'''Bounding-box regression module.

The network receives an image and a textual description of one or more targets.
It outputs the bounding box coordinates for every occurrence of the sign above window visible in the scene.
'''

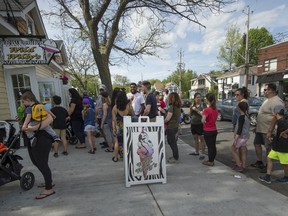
[0,39,60,65]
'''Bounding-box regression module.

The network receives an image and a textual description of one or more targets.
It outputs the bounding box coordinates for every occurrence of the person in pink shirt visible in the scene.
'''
[201,93,218,166]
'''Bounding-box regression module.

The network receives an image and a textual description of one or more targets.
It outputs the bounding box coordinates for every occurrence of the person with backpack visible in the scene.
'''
[50,95,69,157]
[21,91,61,147]
[20,90,56,199]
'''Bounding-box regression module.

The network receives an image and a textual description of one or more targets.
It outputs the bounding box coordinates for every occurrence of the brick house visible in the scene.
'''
[256,41,288,99]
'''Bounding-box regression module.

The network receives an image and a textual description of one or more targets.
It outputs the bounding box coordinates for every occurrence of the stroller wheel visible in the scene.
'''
[20,172,35,191]
[69,136,78,145]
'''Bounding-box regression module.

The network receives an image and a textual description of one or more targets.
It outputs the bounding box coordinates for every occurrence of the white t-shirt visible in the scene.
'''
[127,92,145,116]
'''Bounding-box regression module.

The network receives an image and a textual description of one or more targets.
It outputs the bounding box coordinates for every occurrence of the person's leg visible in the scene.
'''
[203,131,217,163]
[266,157,273,175]
[240,146,248,168]
[61,129,68,153]
[230,145,241,167]
[167,128,179,160]
[32,134,53,192]
[113,138,119,161]
[87,131,93,152]
[199,135,206,154]
[193,134,199,154]
[72,120,86,147]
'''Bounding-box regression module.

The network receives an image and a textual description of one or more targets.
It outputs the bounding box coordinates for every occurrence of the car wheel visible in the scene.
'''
[217,112,223,121]
[249,114,257,126]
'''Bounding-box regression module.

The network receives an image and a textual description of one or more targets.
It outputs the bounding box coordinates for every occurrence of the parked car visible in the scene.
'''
[216,97,264,126]
[181,99,191,108]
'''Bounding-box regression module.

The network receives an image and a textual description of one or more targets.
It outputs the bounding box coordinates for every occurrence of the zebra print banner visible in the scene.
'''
[124,116,167,187]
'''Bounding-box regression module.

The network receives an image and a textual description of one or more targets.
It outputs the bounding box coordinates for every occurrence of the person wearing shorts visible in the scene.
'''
[230,102,250,172]
[251,83,284,170]
[50,95,69,157]
[189,93,206,160]
[259,105,288,184]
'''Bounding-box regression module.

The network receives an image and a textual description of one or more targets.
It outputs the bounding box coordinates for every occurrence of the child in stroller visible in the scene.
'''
[0,120,35,190]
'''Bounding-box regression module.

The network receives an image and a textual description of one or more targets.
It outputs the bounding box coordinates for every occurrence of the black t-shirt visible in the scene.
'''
[271,118,288,153]
[146,93,158,119]
[51,106,69,129]
[70,98,83,121]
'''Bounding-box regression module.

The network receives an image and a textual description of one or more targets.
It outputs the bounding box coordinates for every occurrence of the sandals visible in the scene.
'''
[112,156,118,162]
[88,149,95,154]
[105,149,113,152]
[35,191,56,200]
[189,152,199,156]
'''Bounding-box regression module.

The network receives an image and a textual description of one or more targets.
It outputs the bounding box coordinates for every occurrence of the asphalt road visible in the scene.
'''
[179,120,288,197]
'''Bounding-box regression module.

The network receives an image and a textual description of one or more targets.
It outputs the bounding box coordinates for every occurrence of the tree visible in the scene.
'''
[163,69,197,98]
[235,27,274,66]
[217,24,241,71]
[63,34,99,92]
[112,74,131,89]
[44,0,235,94]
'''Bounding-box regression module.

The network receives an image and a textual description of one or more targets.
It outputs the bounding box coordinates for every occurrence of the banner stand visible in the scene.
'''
[123,116,167,187]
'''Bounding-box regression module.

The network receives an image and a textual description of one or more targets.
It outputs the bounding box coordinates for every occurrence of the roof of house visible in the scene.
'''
[259,40,288,50]
[0,0,34,11]
[216,65,257,79]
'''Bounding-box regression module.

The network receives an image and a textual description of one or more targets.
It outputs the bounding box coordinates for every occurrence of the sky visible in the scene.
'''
[37,0,288,83]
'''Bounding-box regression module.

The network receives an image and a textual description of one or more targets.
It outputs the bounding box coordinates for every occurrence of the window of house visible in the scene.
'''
[264,58,277,72]
[26,15,35,35]
[198,79,205,85]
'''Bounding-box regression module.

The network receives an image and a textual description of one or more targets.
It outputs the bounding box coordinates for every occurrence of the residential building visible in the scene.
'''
[189,73,217,99]
[256,41,288,100]
[216,65,258,100]
[0,0,68,123]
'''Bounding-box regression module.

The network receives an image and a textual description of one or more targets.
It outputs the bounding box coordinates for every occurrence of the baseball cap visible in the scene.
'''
[274,104,285,114]
[99,84,107,90]
[82,98,90,105]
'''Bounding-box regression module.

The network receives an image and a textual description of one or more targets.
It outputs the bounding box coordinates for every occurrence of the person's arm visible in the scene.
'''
[68,103,76,116]
[22,114,31,130]
[201,108,207,124]
[101,103,108,129]
[25,114,53,132]
[112,107,117,136]
[143,104,151,116]
[48,110,56,119]
[164,112,173,123]
[267,116,277,139]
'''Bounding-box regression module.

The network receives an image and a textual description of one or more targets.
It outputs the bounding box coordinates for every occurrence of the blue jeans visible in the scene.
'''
[166,127,179,160]
[71,120,85,144]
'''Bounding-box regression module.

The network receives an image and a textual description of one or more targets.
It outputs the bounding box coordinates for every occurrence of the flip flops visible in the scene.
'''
[105,149,113,152]
[35,191,56,200]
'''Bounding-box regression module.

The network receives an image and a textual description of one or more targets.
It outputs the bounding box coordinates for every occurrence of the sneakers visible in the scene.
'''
[30,137,38,148]
[258,175,271,184]
[167,157,179,164]
[275,176,288,182]
[251,161,265,169]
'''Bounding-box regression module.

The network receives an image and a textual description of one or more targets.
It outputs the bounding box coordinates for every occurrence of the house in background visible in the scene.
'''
[165,82,180,95]
[0,0,69,122]
[216,65,258,100]
[256,40,288,100]
[189,73,217,99]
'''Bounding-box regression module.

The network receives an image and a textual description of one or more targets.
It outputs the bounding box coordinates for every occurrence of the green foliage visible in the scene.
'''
[217,24,242,70]
[70,74,99,98]
[208,84,219,100]
[235,27,274,66]
[162,69,197,98]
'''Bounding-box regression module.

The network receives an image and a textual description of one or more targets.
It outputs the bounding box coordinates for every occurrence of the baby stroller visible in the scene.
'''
[66,121,78,145]
[0,120,35,190]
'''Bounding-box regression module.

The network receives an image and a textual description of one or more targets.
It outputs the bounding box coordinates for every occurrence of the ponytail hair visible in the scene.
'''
[236,87,249,99]
[205,93,216,109]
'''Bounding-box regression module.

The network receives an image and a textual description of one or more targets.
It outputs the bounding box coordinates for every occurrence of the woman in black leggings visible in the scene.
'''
[20,91,55,199]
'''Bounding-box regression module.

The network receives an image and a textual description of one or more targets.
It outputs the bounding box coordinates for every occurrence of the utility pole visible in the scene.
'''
[177,48,184,96]
[243,5,252,88]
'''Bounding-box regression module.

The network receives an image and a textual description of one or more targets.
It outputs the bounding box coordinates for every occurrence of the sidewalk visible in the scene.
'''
[1,137,288,216]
